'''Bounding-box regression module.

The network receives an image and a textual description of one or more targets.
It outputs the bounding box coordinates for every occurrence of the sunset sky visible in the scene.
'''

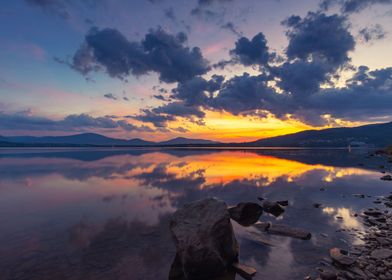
[1,0,392,142]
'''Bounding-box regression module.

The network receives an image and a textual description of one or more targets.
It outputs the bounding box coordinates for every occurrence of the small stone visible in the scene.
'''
[329,248,356,266]
[228,202,263,226]
[381,175,392,181]
[363,209,382,217]
[276,200,289,206]
[232,262,256,279]
[371,248,392,260]
[262,201,285,217]
[319,269,337,280]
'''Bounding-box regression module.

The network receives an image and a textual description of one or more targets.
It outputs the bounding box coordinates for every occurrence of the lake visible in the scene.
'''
[0,148,391,280]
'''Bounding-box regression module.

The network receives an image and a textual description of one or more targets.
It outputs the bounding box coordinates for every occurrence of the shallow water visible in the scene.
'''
[0,148,391,280]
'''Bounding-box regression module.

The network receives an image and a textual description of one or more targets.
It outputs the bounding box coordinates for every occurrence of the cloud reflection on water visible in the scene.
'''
[0,148,390,279]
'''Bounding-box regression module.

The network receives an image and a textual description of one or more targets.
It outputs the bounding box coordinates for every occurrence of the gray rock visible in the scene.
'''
[371,248,392,260]
[169,198,239,280]
[319,269,337,280]
[329,248,356,266]
[232,262,256,279]
[228,202,263,226]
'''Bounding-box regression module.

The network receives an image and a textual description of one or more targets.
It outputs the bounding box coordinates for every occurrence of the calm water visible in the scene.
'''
[0,148,391,280]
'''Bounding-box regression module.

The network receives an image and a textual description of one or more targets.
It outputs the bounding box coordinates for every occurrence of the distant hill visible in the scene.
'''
[249,122,392,148]
[158,137,219,146]
[1,121,391,148]
[0,133,154,146]
[0,133,220,147]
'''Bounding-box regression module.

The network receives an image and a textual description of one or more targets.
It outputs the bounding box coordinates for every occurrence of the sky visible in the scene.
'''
[0,0,392,142]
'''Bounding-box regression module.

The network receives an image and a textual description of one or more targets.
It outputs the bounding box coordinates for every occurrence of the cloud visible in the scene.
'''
[104,93,118,100]
[220,22,242,36]
[171,75,224,106]
[25,0,69,19]
[358,24,386,42]
[230,32,272,67]
[284,12,355,68]
[164,7,176,21]
[131,109,176,128]
[0,112,152,132]
[272,59,333,100]
[207,73,281,116]
[320,0,392,13]
[197,0,234,6]
[71,27,210,83]
[24,0,101,19]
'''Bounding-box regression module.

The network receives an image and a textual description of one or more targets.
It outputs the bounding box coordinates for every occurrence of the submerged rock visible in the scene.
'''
[169,198,239,280]
[262,201,285,217]
[381,175,392,181]
[276,200,289,206]
[266,223,311,240]
[228,202,263,226]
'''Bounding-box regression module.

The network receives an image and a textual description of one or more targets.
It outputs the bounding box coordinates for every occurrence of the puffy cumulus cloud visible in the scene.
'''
[172,75,224,106]
[271,59,333,100]
[153,102,205,119]
[71,27,210,83]
[208,73,281,116]
[284,12,355,67]
[0,112,153,132]
[132,76,224,128]
[305,67,392,122]
[358,24,386,42]
[320,0,392,13]
[230,33,272,67]
[133,102,205,128]
[130,109,176,128]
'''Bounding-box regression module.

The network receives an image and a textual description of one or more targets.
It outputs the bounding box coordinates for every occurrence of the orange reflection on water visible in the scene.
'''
[131,151,373,188]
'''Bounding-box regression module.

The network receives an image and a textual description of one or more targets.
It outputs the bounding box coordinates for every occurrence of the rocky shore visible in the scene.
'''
[308,193,392,280]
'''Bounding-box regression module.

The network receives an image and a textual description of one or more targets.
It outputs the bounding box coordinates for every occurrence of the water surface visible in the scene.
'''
[0,148,391,280]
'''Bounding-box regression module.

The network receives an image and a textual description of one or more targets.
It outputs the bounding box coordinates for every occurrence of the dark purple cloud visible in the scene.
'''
[104,93,118,100]
[0,112,153,132]
[71,27,210,83]
[358,24,386,42]
[230,32,272,66]
[284,12,355,67]
[320,0,392,13]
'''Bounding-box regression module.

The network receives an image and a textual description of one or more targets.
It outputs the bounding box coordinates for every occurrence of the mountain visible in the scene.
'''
[158,137,220,146]
[1,133,155,146]
[249,121,392,148]
[0,133,218,146]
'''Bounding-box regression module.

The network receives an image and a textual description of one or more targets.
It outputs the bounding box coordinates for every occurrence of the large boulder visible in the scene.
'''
[169,198,239,280]
[228,202,263,226]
